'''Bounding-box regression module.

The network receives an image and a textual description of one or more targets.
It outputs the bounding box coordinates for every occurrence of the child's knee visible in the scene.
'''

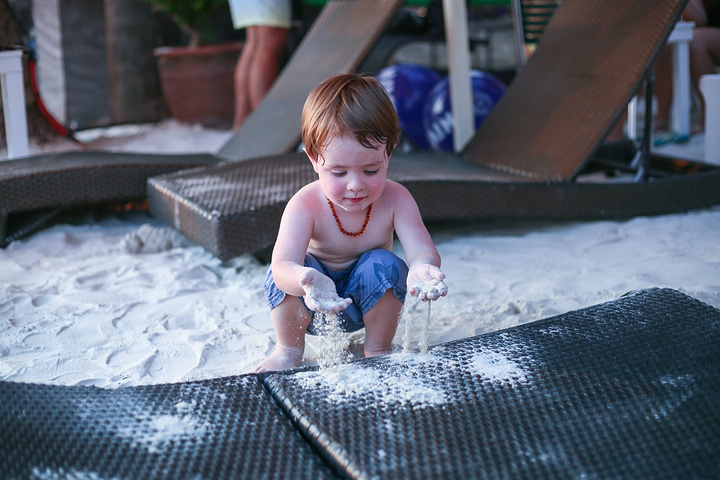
[271,296,312,327]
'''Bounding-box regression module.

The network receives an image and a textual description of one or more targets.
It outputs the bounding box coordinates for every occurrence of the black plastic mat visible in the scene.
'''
[263,288,720,479]
[0,375,339,479]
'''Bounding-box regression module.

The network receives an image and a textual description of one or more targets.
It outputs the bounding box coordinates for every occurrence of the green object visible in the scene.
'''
[303,0,510,7]
[303,0,429,6]
[144,0,227,46]
[470,0,511,4]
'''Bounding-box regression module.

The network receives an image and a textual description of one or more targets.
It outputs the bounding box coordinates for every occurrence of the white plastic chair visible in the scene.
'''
[700,74,720,164]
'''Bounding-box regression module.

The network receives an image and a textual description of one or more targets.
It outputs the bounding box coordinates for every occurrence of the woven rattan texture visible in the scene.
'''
[464,0,686,181]
[216,0,404,162]
[0,151,218,213]
[147,148,720,259]
[148,152,316,259]
[146,152,533,259]
[403,166,720,223]
[0,375,339,480]
[264,288,720,479]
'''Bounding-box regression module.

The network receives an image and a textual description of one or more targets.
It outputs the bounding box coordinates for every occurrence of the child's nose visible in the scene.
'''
[347,174,364,191]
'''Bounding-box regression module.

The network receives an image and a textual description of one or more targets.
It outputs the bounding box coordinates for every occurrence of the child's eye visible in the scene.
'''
[365,169,379,175]
[331,171,346,177]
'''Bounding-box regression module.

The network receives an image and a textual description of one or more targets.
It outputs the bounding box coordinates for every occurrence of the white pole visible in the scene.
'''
[0,50,30,160]
[700,74,720,165]
[443,0,474,152]
[667,21,694,139]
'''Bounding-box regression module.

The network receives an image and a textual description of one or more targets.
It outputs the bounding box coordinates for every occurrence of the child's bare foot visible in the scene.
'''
[254,345,304,373]
[364,347,393,358]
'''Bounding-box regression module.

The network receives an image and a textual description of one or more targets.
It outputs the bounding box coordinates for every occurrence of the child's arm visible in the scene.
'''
[271,190,352,313]
[390,183,448,301]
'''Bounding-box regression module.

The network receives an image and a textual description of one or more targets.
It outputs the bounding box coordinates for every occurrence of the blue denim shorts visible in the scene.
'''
[264,249,409,334]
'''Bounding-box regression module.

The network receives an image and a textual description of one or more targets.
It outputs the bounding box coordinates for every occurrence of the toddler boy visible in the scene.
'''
[256,74,447,372]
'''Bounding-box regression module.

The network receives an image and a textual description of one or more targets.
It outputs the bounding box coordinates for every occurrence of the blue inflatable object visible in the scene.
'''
[422,70,507,152]
[377,64,441,150]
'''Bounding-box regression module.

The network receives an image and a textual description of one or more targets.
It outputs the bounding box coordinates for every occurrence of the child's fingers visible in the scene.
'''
[410,279,448,301]
[305,292,352,313]
[335,297,352,311]
[412,265,446,282]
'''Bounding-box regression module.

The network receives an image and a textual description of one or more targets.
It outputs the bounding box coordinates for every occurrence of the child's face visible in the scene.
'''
[309,135,389,213]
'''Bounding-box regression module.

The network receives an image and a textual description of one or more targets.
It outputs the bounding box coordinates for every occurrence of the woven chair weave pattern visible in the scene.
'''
[148,150,720,260]
[465,0,686,180]
[0,376,339,479]
[263,288,720,479]
[1,289,718,478]
[0,152,217,213]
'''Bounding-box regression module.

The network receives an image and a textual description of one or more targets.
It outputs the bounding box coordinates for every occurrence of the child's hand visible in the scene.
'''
[408,264,448,302]
[299,268,352,313]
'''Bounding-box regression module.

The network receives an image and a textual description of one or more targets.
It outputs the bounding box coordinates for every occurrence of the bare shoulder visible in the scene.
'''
[279,182,325,234]
[380,180,420,213]
[285,181,323,212]
[380,179,413,202]
[275,182,321,257]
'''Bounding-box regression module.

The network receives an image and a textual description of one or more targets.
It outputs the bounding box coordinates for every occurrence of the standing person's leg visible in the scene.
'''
[233,26,258,130]
[654,46,674,132]
[247,25,289,111]
[605,46,673,143]
[689,27,720,131]
[229,0,291,130]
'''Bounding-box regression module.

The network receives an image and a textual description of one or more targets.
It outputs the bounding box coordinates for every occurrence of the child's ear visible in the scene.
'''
[304,148,320,174]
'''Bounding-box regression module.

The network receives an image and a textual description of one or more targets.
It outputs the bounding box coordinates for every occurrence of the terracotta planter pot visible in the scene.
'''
[154,42,241,129]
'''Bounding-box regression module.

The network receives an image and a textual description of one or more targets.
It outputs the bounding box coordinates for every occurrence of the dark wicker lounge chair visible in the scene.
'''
[0,151,217,246]
[2,288,719,478]
[0,0,404,247]
[147,0,720,261]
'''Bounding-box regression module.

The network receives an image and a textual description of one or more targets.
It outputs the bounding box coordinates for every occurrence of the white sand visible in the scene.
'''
[1,119,719,388]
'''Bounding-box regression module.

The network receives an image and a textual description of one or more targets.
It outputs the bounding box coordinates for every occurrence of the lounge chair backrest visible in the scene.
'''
[464,0,687,181]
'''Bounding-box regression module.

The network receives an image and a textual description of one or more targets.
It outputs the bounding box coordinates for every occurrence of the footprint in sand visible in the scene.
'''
[74,270,111,291]
[31,295,56,307]
[144,333,202,381]
[106,346,156,369]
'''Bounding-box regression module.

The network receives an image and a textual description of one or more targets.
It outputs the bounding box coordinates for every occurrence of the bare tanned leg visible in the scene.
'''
[254,296,312,373]
[361,289,403,358]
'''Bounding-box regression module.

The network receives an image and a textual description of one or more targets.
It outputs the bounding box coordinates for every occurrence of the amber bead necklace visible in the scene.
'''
[326,197,372,237]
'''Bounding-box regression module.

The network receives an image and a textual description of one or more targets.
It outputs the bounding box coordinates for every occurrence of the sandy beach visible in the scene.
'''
[1,119,719,388]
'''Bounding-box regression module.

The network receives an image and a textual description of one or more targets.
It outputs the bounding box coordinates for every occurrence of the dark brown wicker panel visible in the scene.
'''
[463,0,687,180]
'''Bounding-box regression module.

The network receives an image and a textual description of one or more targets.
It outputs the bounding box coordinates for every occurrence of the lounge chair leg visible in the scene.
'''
[1,208,66,247]
[0,212,6,248]
[631,71,654,182]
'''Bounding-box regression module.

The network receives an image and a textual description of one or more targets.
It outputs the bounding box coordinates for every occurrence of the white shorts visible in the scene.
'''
[229,0,292,29]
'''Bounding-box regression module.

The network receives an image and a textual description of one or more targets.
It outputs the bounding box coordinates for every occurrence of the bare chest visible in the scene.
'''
[309,207,395,270]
